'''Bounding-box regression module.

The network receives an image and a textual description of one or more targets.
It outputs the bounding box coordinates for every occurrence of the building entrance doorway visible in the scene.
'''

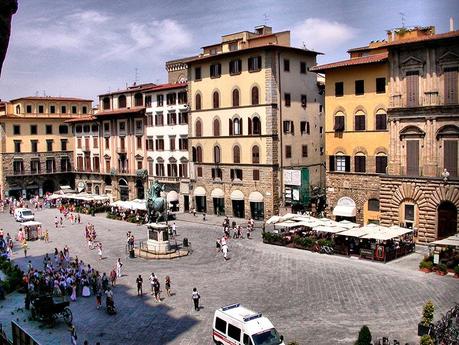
[195,196,206,212]
[119,179,129,201]
[213,198,224,215]
[437,201,457,239]
[136,179,144,199]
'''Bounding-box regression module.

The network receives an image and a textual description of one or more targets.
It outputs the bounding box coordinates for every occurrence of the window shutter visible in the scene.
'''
[238,60,242,72]
[444,67,458,104]
[240,119,243,135]
[248,118,252,135]
[406,71,419,107]
[290,121,294,134]
[248,58,253,71]
[300,121,306,133]
[257,56,262,69]
[344,156,351,172]
[444,140,458,177]
[229,119,233,135]
[329,156,335,172]
[406,140,419,175]
[218,64,222,75]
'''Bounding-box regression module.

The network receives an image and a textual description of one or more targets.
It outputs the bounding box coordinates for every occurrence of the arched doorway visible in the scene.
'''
[333,197,356,222]
[437,201,457,239]
[193,186,206,212]
[42,179,56,194]
[231,190,245,218]
[119,179,129,201]
[136,179,144,199]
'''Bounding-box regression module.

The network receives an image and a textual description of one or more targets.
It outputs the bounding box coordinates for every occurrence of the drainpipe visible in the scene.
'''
[277,51,284,211]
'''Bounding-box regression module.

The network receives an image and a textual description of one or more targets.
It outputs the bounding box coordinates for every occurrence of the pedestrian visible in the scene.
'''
[136,275,143,296]
[69,324,77,345]
[172,222,177,236]
[149,272,156,295]
[44,229,49,243]
[202,212,206,221]
[22,240,28,257]
[98,243,103,260]
[77,214,81,224]
[116,258,123,278]
[165,276,171,297]
[110,269,117,286]
[192,287,200,311]
[192,208,196,217]
[59,217,63,227]
[153,278,161,302]
[54,216,59,228]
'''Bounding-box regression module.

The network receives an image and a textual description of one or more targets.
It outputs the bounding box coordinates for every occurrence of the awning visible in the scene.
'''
[332,205,357,217]
[338,220,360,229]
[266,216,281,224]
[312,225,347,234]
[249,191,264,203]
[193,186,206,197]
[230,190,244,201]
[22,221,42,227]
[167,191,179,203]
[211,188,224,198]
[337,227,369,238]
[431,234,459,247]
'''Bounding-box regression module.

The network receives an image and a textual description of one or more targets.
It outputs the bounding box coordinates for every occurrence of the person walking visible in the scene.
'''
[149,272,156,295]
[136,275,143,296]
[22,240,28,257]
[95,288,102,309]
[172,222,177,236]
[192,288,200,311]
[69,324,77,345]
[110,268,117,286]
[116,258,123,278]
[153,277,161,302]
[98,243,103,260]
[44,229,49,243]
[165,276,171,297]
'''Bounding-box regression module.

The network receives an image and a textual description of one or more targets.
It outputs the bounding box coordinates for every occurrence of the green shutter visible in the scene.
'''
[300,168,310,205]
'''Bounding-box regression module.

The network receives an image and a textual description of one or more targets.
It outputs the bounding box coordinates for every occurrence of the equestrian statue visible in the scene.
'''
[146,180,166,223]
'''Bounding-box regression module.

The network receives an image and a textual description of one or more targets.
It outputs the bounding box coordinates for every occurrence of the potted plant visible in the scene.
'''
[436,263,447,276]
[418,300,434,336]
[420,335,434,345]
[455,265,459,278]
[419,260,433,273]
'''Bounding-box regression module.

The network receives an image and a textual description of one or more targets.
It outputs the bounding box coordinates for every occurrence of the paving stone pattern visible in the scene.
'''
[0,209,458,345]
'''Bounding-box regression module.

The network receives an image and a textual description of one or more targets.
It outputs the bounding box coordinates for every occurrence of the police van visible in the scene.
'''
[213,303,285,345]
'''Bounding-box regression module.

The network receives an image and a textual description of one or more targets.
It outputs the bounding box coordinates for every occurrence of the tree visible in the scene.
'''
[355,325,372,345]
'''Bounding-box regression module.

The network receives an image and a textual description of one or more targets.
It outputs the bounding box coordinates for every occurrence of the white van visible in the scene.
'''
[213,304,285,345]
[14,208,35,222]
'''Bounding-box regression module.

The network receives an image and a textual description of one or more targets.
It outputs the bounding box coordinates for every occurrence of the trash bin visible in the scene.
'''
[183,238,189,247]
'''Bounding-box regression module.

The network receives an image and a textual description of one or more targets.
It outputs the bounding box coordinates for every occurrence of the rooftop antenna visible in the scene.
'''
[302,41,308,50]
[399,12,406,28]
[263,13,269,26]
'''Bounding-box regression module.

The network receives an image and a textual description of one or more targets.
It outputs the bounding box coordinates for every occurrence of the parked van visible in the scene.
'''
[213,303,285,345]
[14,208,35,222]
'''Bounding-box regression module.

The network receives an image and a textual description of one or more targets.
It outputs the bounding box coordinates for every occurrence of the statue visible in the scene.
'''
[0,0,18,77]
[146,180,166,223]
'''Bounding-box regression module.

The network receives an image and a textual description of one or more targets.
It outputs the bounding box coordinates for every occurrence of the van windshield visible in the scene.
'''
[22,211,33,216]
[252,328,282,345]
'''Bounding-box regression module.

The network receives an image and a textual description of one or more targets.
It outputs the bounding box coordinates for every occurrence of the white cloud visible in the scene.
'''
[291,18,357,53]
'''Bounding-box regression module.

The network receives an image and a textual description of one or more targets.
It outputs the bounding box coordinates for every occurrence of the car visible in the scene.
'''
[14,208,35,222]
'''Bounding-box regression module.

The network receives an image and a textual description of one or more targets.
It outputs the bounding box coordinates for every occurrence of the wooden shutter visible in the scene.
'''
[229,119,233,135]
[406,71,419,107]
[329,156,335,171]
[444,67,458,104]
[406,140,419,175]
[344,156,351,172]
[248,118,252,135]
[240,119,243,135]
[444,140,458,177]
[257,56,262,69]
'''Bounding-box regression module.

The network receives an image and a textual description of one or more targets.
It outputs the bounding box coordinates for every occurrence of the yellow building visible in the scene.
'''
[0,96,92,198]
[171,26,324,220]
[311,42,390,224]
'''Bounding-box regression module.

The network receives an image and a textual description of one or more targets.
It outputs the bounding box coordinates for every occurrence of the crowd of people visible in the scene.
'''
[216,216,256,260]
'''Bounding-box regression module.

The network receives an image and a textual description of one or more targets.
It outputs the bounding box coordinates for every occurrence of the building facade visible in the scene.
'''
[0,96,92,198]
[173,26,324,220]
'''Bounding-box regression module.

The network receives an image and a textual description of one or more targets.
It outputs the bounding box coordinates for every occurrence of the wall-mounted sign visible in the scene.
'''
[283,169,301,186]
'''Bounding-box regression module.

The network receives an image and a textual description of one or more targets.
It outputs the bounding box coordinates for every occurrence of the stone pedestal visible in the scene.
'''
[146,223,171,254]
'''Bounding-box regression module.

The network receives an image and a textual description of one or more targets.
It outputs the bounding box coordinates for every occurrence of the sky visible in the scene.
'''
[0,0,458,103]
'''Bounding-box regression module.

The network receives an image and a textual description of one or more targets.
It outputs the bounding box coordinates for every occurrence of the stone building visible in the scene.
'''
[0,96,92,198]
[171,25,324,220]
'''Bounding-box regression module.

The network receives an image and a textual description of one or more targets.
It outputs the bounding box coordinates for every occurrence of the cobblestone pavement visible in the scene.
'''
[0,209,458,345]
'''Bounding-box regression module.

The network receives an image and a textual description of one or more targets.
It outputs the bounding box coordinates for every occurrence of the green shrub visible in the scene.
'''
[262,232,284,244]
[419,260,433,270]
[420,335,434,345]
[437,263,447,273]
[421,300,435,326]
[455,265,459,275]
[0,258,24,293]
[355,325,371,345]
[293,236,314,248]
[317,239,333,247]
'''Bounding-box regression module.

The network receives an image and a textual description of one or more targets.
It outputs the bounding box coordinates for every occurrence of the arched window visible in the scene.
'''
[213,91,220,109]
[233,118,242,135]
[134,93,143,107]
[195,93,201,110]
[375,109,387,130]
[103,97,110,110]
[334,111,345,132]
[232,89,240,107]
[213,118,220,136]
[196,146,203,163]
[118,95,126,108]
[252,117,261,135]
[375,152,387,174]
[252,145,260,163]
[15,105,20,114]
[195,120,202,137]
[354,152,366,173]
[354,110,366,131]
[192,147,197,162]
[233,145,241,163]
[251,86,259,105]
[213,145,221,163]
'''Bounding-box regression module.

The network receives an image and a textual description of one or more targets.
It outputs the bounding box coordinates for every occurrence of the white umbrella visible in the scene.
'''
[266,216,281,224]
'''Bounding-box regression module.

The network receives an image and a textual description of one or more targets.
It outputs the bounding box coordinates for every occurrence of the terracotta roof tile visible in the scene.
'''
[310,52,388,72]
[148,82,187,92]
[95,107,146,117]
[65,115,96,123]
[383,29,459,47]
[9,96,93,102]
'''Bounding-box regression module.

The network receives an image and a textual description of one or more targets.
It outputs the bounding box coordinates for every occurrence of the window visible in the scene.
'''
[38,105,44,113]
[284,93,291,107]
[406,70,419,107]
[213,91,220,109]
[335,82,344,97]
[77,138,82,149]
[155,139,164,151]
[233,145,241,163]
[93,137,98,149]
[336,156,347,172]
[405,204,415,222]
[300,121,310,135]
[145,95,152,107]
[30,125,37,135]
[248,56,262,72]
[329,154,350,172]
[26,105,32,113]
[195,67,202,81]
[46,140,53,151]
[197,167,203,177]
[169,137,175,151]
[59,125,68,134]
[334,114,345,132]
[13,160,23,174]
[13,125,20,135]
[376,77,386,94]
[146,138,154,151]
[156,164,165,177]
[253,169,260,181]
[232,89,240,107]
[137,160,143,170]
[103,97,110,110]
[227,324,241,341]
[355,80,364,95]
[31,159,40,174]
[134,93,143,107]
[302,145,308,158]
[229,59,242,75]
[61,105,67,113]
[167,112,177,125]
[283,120,294,134]
[444,140,458,177]
[231,118,242,135]
[147,160,154,175]
[31,140,38,153]
[213,146,220,163]
[368,199,380,211]
[155,113,164,126]
[195,120,202,137]
[406,140,419,175]
[179,138,188,150]
[300,62,307,74]
[104,122,110,133]
[82,106,87,114]
[444,66,458,104]
[212,167,222,180]
[61,139,68,151]
[105,159,110,172]
[230,169,243,181]
[252,145,260,163]
[283,59,290,72]
[157,95,164,107]
[285,145,292,158]
[46,125,52,134]
[76,125,82,134]
[210,63,222,78]
[119,122,125,133]
[354,155,366,172]
[167,93,177,105]
[376,154,388,174]
[195,93,201,110]
[118,95,126,108]
[301,94,307,108]
[354,112,366,131]
[93,157,100,171]
[196,146,202,163]
[136,136,142,149]
[374,111,387,130]
[50,105,56,114]
[213,119,220,136]
[252,117,261,135]
[251,86,259,105]
[178,91,187,104]
[71,105,77,114]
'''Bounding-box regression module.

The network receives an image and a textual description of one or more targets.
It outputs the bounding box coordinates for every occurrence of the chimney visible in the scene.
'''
[450,17,455,31]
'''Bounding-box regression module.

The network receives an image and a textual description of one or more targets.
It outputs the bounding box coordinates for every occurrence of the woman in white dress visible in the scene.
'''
[82,277,91,297]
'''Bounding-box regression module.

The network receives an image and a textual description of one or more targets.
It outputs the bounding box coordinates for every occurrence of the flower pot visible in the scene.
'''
[436,271,447,276]
[420,268,432,273]
[418,323,431,336]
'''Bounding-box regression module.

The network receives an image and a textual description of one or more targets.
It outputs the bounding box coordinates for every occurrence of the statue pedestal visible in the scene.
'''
[146,223,171,254]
